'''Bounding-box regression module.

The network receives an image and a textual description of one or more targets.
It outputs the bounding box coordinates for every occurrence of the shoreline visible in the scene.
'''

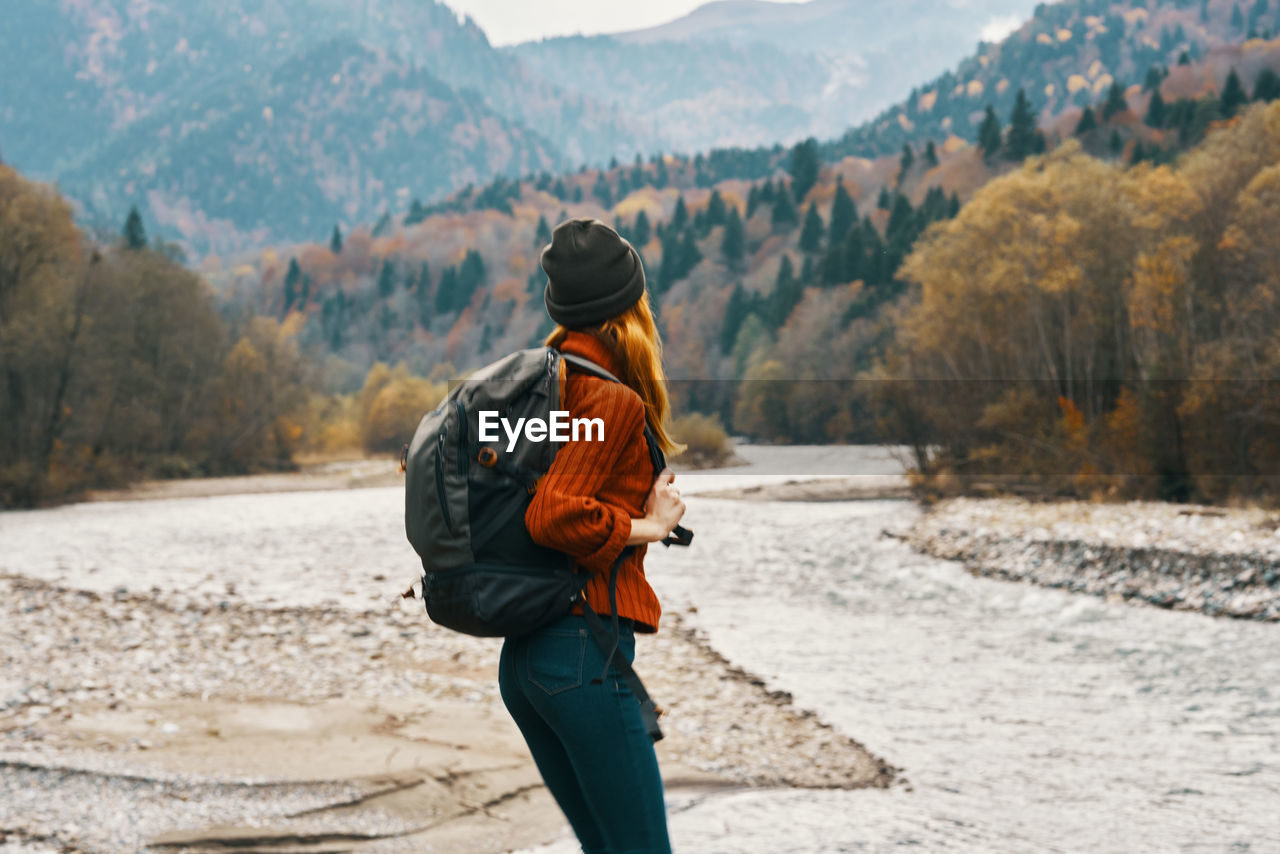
[0,574,895,853]
[886,495,1280,622]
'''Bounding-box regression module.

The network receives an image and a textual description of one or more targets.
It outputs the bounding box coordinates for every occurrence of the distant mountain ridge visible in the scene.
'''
[0,0,645,252]
[510,0,1042,152]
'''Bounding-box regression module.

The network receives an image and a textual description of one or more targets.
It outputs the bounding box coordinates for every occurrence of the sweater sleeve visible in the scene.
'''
[524,381,645,575]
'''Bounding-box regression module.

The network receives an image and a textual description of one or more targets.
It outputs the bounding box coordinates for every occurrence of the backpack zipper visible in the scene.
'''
[454,401,469,476]
[435,428,454,533]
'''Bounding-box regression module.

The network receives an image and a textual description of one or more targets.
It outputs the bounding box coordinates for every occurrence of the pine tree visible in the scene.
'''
[978,105,1002,160]
[1005,88,1037,160]
[123,206,147,250]
[769,255,801,329]
[1255,68,1280,102]
[283,257,301,313]
[1075,106,1098,135]
[899,144,915,179]
[672,196,689,231]
[720,283,748,354]
[1221,68,1248,115]
[534,214,551,247]
[677,228,701,279]
[877,186,891,210]
[1146,90,1167,127]
[1143,66,1164,92]
[1200,0,1209,22]
[330,225,343,254]
[828,178,857,245]
[722,207,745,269]
[1231,2,1244,30]
[1109,128,1124,155]
[788,137,821,202]
[1102,82,1128,121]
[924,139,939,168]
[706,190,727,228]
[633,210,651,247]
[377,260,395,299]
[416,264,433,327]
[799,202,824,253]
[435,266,458,314]
[771,187,798,229]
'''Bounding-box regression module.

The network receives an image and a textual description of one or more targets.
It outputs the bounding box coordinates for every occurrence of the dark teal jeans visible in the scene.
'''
[499,614,672,854]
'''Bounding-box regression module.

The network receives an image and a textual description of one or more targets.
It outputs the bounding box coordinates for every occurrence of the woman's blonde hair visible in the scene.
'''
[545,290,684,456]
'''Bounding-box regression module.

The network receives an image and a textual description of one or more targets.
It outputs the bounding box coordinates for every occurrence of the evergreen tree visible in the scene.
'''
[677,228,701,279]
[720,283,748,354]
[1221,68,1248,115]
[553,179,567,200]
[123,206,147,250]
[1075,106,1098,135]
[633,210,651,247]
[405,199,426,225]
[768,255,802,329]
[458,250,486,305]
[534,214,551,247]
[978,105,1002,160]
[572,185,584,203]
[1102,82,1128,121]
[654,156,669,189]
[1005,88,1037,160]
[799,202,824,253]
[435,266,458,314]
[771,187,798,229]
[1255,68,1280,102]
[924,139,939,167]
[330,224,343,254]
[1143,66,1164,92]
[283,257,301,314]
[672,196,689,231]
[592,173,613,208]
[706,190,727,228]
[1109,128,1124,155]
[746,185,761,219]
[1231,2,1244,29]
[1146,90,1167,127]
[829,178,857,245]
[722,207,746,269]
[877,186,892,210]
[1200,0,1209,22]
[899,144,915,179]
[788,137,821,202]
[377,260,395,299]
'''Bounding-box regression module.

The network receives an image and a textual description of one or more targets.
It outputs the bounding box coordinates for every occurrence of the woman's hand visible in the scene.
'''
[627,469,686,545]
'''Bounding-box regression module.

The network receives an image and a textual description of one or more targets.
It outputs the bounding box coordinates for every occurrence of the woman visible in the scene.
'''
[498,217,686,854]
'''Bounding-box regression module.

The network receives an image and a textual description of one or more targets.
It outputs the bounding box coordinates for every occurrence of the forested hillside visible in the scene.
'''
[0,0,644,252]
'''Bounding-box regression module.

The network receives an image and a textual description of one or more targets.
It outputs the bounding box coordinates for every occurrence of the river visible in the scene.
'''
[1,447,1277,852]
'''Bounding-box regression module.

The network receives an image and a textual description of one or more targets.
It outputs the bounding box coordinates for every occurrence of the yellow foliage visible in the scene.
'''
[1092,74,1114,95]
[1067,75,1088,93]
[1037,32,1054,45]
[967,80,984,97]
[919,90,937,111]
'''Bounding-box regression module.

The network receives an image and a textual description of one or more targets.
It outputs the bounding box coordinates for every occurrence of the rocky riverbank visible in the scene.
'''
[886,496,1280,622]
[0,573,895,853]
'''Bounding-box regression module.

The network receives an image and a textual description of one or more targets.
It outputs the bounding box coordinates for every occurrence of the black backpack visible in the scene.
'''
[402,345,691,741]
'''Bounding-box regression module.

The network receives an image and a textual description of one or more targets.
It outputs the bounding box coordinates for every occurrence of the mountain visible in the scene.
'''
[826,0,1280,158]
[56,39,561,254]
[0,0,646,251]
[508,0,1042,152]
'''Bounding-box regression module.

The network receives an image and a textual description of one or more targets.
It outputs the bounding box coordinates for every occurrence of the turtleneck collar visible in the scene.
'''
[557,329,624,379]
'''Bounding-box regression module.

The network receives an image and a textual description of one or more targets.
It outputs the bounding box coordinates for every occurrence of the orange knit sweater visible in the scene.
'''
[524,331,662,633]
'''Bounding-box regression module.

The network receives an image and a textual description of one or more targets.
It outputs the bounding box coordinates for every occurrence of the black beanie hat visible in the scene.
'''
[540,218,646,328]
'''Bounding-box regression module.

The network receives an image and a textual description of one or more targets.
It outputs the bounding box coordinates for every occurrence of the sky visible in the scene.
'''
[443,0,810,47]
